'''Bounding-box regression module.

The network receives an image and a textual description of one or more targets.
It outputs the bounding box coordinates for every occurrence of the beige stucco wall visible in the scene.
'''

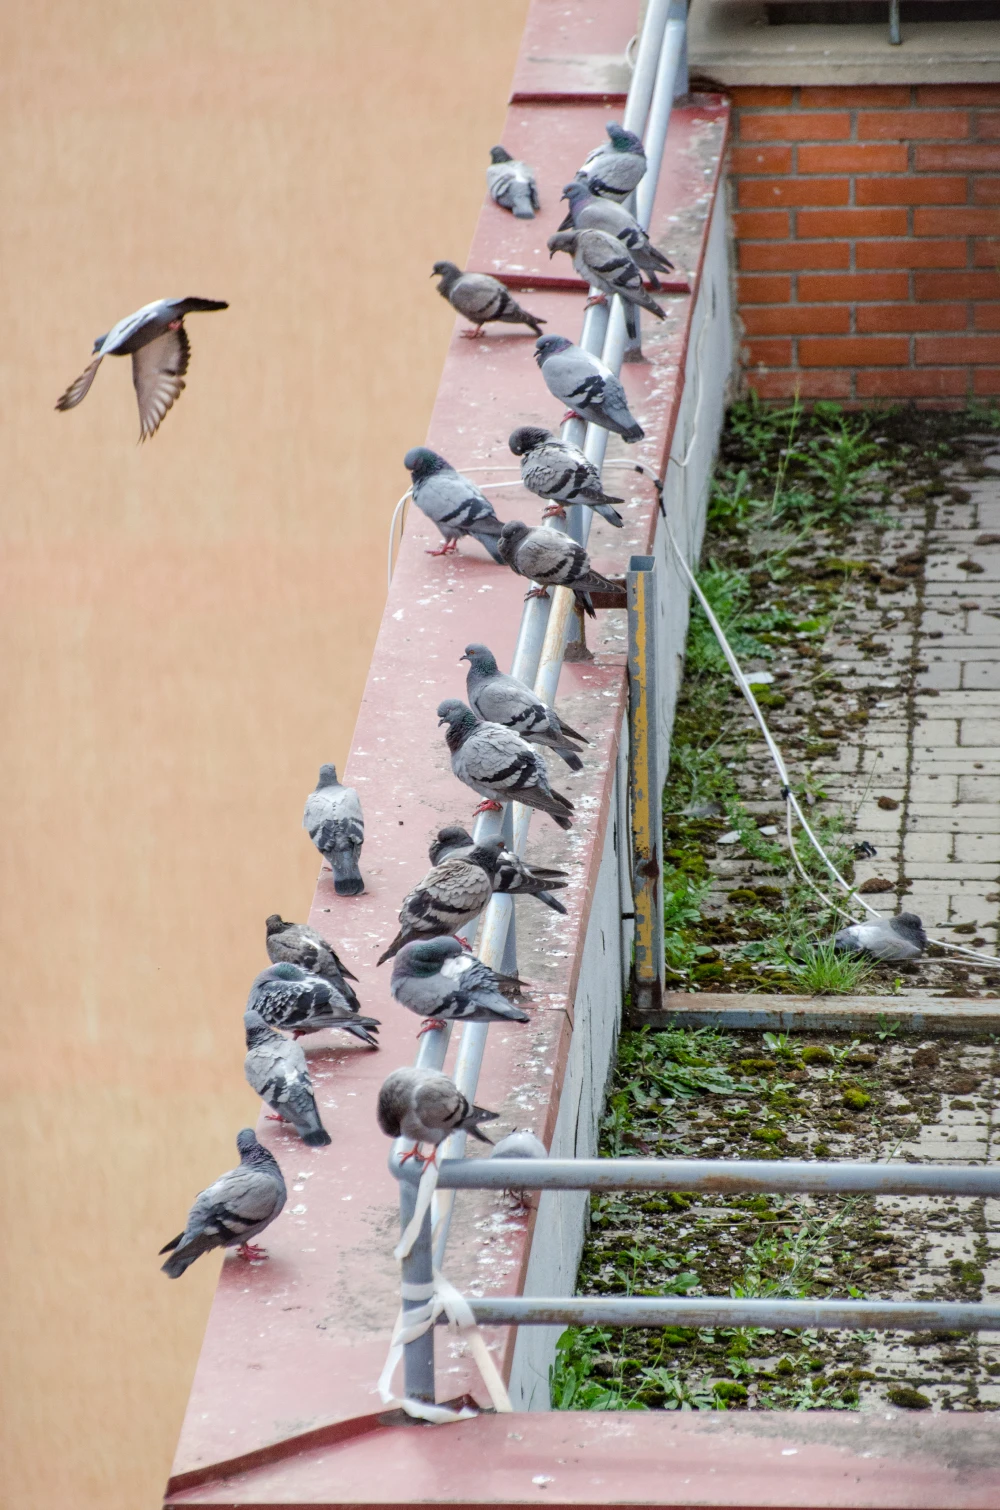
[0,3,528,1505]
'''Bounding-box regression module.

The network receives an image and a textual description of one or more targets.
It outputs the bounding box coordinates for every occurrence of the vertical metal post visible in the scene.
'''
[500,803,518,976]
[398,1165,435,1404]
[627,555,664,1015]
[888,0,901,44]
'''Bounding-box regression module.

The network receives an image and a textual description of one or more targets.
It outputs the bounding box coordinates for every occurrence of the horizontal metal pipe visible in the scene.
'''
[441,1296,1000,1333]
[436,1157,1000,1198]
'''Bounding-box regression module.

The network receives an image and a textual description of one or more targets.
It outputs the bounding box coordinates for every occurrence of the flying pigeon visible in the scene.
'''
[303,765,364,897]
[509,425,624,527]
[487,146,539,219]
[265,914,361,1013]
[159,1128,286,1276]
[534,334,643,442]
[833,913,927,962]
[547,228,664,341]
[390,937,530,1032]
[377,1066,499,1163]
[432,261,545,338]
[578,122,647,202]
[248,963,381,1045]
[403,447,505,561]
[243,1010,332,1147]
[462,641,587,771]
[559,179,674,289]
[429,825,568,915]
[56,297,228,442]
[376,839,502,965]
[437,698,575,830]
[497,519,624,618]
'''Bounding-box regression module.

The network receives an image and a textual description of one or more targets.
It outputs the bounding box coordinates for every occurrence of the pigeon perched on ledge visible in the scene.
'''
[577,121,647,202]
[377,1066,498,1159]
[159,1129,286,1276]
[265,914,360,1013]
[403,447,506,561]
[432,261,545,338]
[429,826,569,915]
[486,146,539,219]
[248,963,380,1045]
[509,425,624,527]
[547,228,665,342]
[243,1010,332,1147]
[559,180,674,289]
[390,937,530,1031]
[437,698,575,831]
[377,840,502,964]
[534,335,643,442]
[463,641,587,771]
[303,765,365,897]
[833,913,927,961]
[498,520,624,619]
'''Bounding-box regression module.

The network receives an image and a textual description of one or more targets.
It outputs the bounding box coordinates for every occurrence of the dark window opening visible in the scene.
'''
[767,1,1000,22]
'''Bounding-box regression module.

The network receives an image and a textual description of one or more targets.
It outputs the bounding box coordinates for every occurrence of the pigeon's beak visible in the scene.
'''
[459,653,469,663]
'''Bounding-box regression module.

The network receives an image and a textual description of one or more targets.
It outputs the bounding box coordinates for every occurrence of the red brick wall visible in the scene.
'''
[729,85,1000,405]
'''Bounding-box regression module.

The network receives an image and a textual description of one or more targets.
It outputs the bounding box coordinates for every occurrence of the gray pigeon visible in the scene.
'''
[377,1066,498,1159]
[437,698,575,831]
[159,1128,286,1276]
[509,425,624,527]
[248,963,381,1045]
[403,447,505,562]
[56,296,229,442]
[578,122,647,202]
[559,179,674,289]
[303,765,364,897]
[491,1129,548,1160]
[463,642,587,771]
[833,913,927,961]
[432,261,545,338]
[487,146,539,219]
[497,519,624,618]
[390,937,530,1030]
[547,228,664,342]
[265,914,361,1012]
[534,334,643,442]
[429,825,568,915]
[376,840,502,965]
[243,1010,332,1147]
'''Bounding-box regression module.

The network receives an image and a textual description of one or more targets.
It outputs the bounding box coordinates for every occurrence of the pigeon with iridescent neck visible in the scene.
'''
[534,334,643,442]
[403,447,506,561]
[559,179,675,288]
[578,121,646,202]
[437,698,575,830]
[390,937,530,1031]
[509,425,624,526]
[432,261,545,338]
[429,826,569,915]
[159,1128,286,1276]
[247,963,380,1045]
[303,765,364,896]
[462,642,587,771]
[497,520,624,619]
[243,1011,332,1147]
[547,228,664,341]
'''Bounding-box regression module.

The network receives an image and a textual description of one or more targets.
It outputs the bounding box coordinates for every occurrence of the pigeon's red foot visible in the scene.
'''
[561,410,583,424]
[168,318,183,330]
[460,325,486,339]
[524,586,550,602]
[472,799,503,816]
[236,1242,268,1261]
[416,1018,447,1038]
[453,934,473,949]
[292,1031,307,1039]
[425,539,459,557]
[583,293,609,309]
[265,1112,284,1122]
[541,504,568,520]
[399,1141,438,1168]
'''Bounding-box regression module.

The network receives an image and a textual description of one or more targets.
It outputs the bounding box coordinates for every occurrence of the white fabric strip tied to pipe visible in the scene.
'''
[393,1155,439,1262]
[377,1270,513,1423]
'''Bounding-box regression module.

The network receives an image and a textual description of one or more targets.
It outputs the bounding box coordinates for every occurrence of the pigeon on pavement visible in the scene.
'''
[303,765,365,897]
[429,826,569,915]
[432,261,545,338]
[498,519,624,618]
[437,698,575,830]
[487,146,539,219]
[390,937,530,1031]
[534,334,643,442]
[559,180,674,288]
[463,641,587,771]
[403,447,506,561]
[56,297,228,442]
[547,228,664,341]
[578,122,647,202]
[248,963,381,1045]
[159,1128,286,1276]
[509,425,624,527]
[243,1010,332,1147]
[376,839,503,964]
[833,913,927,961]
[377,1066,498,1161]
[265,914,361,1013]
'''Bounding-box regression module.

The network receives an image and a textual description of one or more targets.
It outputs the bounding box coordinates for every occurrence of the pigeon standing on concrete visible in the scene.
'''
[429,826,569,915]
[487,146,539,219]
[432,261,546,338]
[462,642,587,771]
[376,840,503,965]
[265,915,361,1013]
[490,1128,549,1204]
[303,765,365,897]
[248,963,381,1045]
[56,296,229,441]
[498,520,624,618]
[509,426,624,527]
[159,1129,286,1276]
[559,180,675,288]
[578,122,647,202]
[243,1010,332,1147]
[403,447,506,561]
[377,1066,499,1160]
[547,228,665,341]
[437,698,575,830]
[535,334,643,442]
[390,937,530,1031]
[833,913,927,961]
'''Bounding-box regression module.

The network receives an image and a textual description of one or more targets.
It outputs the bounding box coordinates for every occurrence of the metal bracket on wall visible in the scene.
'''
[627,554,665,1016]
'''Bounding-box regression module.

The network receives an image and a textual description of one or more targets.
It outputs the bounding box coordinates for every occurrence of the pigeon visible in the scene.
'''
[390,937,530,1031]
[432,261,545,339]
[486,145,539,219]
[303,765,364,897]
[578,121,647,202]
[243,1010,332,1147]
[491,1129,548,1161]
[497,520,624,618]
[264,914,361,1013]
[559,179,674,289]
[248,963,381,1045]
[403,447,505,562]
[534,334,643,442]
[509,425,624,527]
[429,826,569,915]
[56,297,228,442]
[437,698,575,830]
[547,228,664,342]
[833,913,927,962]
[159,1128,286,1276]
[377,1066,499,1162]
[376,840,503,965]
[462,642,587,771]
